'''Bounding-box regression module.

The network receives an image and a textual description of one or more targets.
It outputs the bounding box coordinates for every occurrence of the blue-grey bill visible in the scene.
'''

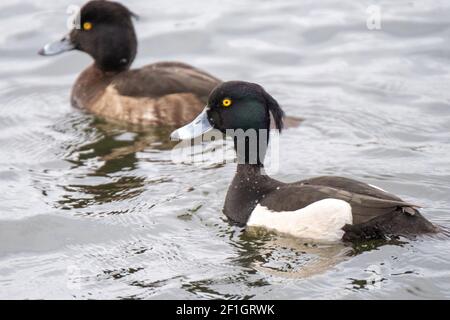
[170,107,213,140]
[38,35,74,56]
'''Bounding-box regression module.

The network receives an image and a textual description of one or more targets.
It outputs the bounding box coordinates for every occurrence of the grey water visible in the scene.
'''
[1,0,450,299]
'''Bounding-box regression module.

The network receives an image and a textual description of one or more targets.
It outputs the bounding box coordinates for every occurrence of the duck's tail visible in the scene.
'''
[342,207,438,242]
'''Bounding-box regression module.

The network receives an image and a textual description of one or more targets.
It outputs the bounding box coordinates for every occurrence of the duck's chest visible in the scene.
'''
[223,166,282,225]
[71,66,113,110]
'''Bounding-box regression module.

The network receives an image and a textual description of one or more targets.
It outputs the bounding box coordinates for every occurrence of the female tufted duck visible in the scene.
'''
[39,0,221,126]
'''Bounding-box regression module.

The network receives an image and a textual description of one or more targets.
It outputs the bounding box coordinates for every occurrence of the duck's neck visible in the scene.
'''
[224,164,282,225]
[224,131,282,225]
[232,128,269,166]
[71,65,117,109]
[93,25,137,73]
[94,49,135,74]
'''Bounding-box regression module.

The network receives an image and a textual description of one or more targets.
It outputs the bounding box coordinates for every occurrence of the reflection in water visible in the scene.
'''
[54,116,177,212]
[179,225,405,299]
[238,230,351,279]
[182,228,353,299]
[70,118,177,171]
[349,238,408,256]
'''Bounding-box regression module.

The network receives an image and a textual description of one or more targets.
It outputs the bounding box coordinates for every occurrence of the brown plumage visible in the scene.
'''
[71,62,220,126]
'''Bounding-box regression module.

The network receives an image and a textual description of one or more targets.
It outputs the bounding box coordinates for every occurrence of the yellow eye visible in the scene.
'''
[222,98,232,107]
[83,22,92,31]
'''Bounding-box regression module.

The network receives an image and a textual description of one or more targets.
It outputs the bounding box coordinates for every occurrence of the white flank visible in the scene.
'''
[369,184,387,192]
[247,199,353,242]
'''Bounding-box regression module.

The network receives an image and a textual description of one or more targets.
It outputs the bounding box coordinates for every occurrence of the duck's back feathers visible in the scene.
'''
[300,176,403,202]
[113,62,220,100]
[342,207,437,241]
[258,183,417,225]
[71,62,221,126]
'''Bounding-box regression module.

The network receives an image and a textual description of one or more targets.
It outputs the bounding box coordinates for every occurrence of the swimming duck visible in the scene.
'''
[38,0,220,126]
[170,81,438,242]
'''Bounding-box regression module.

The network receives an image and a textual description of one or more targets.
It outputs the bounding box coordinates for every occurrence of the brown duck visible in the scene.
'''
[39,0,222,126]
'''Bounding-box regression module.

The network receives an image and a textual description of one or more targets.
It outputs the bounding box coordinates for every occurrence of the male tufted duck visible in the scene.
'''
[170,81,438,242]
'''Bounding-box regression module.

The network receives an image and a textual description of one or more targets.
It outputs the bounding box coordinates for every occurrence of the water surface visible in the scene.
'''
[1,0,450,299]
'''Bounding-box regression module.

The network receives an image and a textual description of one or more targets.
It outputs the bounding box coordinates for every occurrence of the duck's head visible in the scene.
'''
[171,81,285,165]
[39,0,137,72]
[171,81,284,140]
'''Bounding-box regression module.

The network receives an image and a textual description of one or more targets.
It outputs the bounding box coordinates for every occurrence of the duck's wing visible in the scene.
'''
[259,184,419,225]
[89,62,221,126]
[113,62,304,128]
[113,61,221,101]
[298,176,403,202]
